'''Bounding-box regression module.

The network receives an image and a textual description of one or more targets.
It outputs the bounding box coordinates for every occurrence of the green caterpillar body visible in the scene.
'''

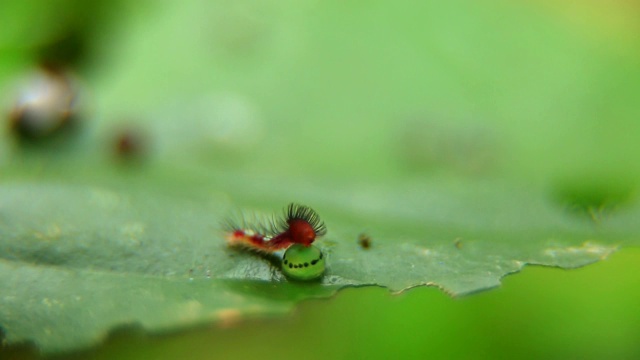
[282,244,325,281]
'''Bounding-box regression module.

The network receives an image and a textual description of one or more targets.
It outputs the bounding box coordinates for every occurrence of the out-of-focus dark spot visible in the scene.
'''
[358,233,372,249]
[29,1,121,70]
[398,118,500,175]
[209,4,269,56]
[553,180,635,220]
[112,126,149,162]
[0,326,39,360]
[454,238,463,250]
[8,67,82,143]
[38,29,88,69]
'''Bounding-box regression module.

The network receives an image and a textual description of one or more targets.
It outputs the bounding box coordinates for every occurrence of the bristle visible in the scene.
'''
[228,237,268,254]
[226,228,293,253]
[226,230,273,254]
[223,213,277,238]
[282,203,327,237]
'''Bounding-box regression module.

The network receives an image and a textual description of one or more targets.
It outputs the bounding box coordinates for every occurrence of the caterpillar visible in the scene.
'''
[225,203,326,253]
[225,203,327,281]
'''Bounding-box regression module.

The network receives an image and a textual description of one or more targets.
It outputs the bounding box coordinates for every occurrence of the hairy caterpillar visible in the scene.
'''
[225,203,326,280]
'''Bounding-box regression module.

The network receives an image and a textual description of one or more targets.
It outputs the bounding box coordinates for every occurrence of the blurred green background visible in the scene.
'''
[1,0,639,358]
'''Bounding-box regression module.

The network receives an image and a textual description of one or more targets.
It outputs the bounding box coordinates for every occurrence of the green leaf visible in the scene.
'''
[1,174,636,353]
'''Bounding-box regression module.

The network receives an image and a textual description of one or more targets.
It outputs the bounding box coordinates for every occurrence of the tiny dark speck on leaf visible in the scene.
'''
[113,126,149,160]
[358,233,372,249]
